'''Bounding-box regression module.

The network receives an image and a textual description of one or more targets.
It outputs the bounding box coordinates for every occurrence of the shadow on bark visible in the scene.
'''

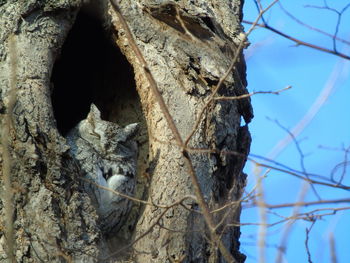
[51,9,137,135]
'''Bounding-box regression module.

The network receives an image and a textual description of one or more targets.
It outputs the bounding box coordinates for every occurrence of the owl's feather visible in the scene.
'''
[66,104,138,233]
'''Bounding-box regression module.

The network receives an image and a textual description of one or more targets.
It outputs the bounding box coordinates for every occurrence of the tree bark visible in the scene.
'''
[0,0,252,262]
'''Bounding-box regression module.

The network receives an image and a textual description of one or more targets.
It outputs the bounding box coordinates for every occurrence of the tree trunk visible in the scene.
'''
[0,0,252,262]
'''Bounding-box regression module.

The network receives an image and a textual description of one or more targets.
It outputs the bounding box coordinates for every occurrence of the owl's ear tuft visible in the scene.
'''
[87,104,102,121]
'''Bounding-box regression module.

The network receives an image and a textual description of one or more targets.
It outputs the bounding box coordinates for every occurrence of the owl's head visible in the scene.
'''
[78,104,138,157]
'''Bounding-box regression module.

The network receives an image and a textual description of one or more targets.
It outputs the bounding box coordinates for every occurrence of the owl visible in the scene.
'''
[66,104,138,233]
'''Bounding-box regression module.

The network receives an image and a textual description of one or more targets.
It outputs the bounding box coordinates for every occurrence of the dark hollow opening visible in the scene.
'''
[51,9,136,135]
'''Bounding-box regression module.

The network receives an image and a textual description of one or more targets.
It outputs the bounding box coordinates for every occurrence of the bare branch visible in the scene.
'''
[214,86,291,101]
[305,221,315,263]
[305,3,350,52]
[257,198,350,209]
[277,2,350,46]
[242,20,350,60]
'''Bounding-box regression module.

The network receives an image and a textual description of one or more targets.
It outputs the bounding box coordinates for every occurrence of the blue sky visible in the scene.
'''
[241,1,350,262]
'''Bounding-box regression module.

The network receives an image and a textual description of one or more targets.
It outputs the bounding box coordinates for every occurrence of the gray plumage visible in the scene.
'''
[66,104,138,233]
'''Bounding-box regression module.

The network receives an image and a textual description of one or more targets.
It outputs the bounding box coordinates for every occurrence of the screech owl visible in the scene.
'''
[66,104,138,233]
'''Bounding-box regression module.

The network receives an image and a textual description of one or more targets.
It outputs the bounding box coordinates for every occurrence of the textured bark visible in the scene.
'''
[0,1,104,262]
[0,0,252,262]
[110,1,252,262]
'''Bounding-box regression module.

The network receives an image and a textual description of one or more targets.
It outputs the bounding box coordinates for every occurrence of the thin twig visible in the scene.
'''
[268,118,321,200]
[251,160,350,191]
[305,3,350,52]
[277,2,350,46]
[305,221,316,263]
[103,208,170,260]
[242,20,350,60]
[82,177,197,208]
[257,198,350,209]
[237,206,350,228]
[186,147,350,190]
[214,86,291,100]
